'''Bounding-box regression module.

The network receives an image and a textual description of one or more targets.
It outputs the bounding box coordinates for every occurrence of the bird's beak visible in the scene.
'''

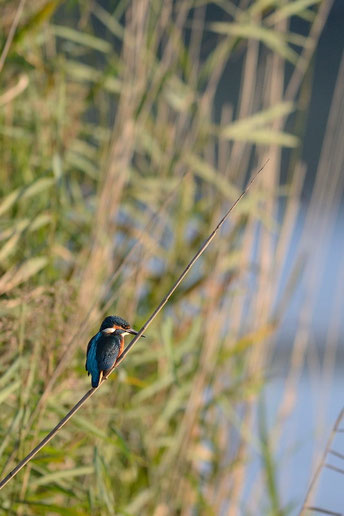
[127,328,146,338]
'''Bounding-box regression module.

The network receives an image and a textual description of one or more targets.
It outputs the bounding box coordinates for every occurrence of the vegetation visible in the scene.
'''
[0,0,340,514]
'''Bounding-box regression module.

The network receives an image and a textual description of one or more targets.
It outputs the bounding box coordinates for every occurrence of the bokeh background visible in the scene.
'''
[0,1,343,514]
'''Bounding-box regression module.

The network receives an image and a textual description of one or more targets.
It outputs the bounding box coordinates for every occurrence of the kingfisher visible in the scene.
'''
[85,315,144,388]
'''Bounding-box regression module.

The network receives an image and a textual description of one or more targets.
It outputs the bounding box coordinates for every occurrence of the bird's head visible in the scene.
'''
[99,315,145,338]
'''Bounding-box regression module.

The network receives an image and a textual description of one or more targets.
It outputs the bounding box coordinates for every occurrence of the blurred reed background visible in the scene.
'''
[0,0,343,514]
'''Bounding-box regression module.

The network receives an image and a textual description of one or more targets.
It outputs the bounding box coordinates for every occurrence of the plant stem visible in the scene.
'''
[0,160,267,490]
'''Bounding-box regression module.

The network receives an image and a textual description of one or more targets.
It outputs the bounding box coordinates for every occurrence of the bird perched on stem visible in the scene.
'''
[85,315,144,388]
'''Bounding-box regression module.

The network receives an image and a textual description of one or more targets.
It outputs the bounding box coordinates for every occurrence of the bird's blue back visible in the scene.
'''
[86,332,121,387]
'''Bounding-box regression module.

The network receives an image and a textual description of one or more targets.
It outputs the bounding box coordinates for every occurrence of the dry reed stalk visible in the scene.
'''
[210,37,270,516]
[298,55,344,510]
[78,1,150,309]
[247,164,307,498]
[209,22,273,509]
[286,0,335,101]
[248,53,344,512]
[0,74,28,106]
[230,37,259,179]
[172,244,226,508]
[300,409,344,514]
[0,0,26,74]
[226,38,285,516]
[228,9,339,511]
[202,270,237,512]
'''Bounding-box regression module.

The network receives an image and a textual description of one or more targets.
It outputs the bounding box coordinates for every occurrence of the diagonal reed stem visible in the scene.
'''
[0,160,267,490]
[0,0,26,75]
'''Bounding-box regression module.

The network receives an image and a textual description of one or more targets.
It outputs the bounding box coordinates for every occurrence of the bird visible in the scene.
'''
[85,315,144,388]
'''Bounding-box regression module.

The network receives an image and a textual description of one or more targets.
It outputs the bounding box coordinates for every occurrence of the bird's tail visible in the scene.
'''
[91,370,103,388]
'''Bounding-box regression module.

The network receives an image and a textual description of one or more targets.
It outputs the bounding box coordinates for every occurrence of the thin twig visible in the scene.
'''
[325,463,344,475]
[0,389,95,489]
[329,449,344,461]
[285,0,334,101]
[0,0,26,75]
[305,508,342,516]
[0,160,267,490]
[300,408,344,514]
